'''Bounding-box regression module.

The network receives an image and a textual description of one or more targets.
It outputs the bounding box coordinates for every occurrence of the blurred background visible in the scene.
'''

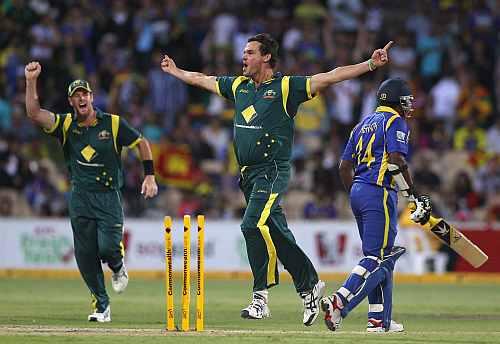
[0,0,499,274]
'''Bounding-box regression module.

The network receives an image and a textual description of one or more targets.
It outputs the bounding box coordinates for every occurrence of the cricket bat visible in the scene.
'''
[418,213,489,268]
[391,164,489,268]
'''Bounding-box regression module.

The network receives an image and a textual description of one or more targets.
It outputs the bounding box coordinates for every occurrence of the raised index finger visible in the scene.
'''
[383,41,394,51]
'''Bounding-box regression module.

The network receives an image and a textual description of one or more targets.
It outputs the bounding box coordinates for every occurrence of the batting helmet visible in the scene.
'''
[376,78,414,117]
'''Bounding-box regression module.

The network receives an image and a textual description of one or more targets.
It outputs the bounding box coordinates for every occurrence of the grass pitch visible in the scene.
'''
[1,277,499,343]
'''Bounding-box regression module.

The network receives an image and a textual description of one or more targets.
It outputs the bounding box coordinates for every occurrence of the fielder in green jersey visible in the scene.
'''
[160,33,393,326]
[25,61,158,323]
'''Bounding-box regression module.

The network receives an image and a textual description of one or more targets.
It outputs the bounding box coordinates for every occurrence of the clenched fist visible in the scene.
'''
[141,175,158,199]
[25,61,42,80]
[160,54,177,74]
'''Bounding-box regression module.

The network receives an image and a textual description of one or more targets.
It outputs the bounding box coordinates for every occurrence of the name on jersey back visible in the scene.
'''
[360,123,378,134]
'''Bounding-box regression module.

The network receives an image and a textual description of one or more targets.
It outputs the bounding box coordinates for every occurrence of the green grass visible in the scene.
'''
[1,277,500,343]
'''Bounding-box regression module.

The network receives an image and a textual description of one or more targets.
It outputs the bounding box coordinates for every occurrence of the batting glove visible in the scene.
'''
[410,195,432,225]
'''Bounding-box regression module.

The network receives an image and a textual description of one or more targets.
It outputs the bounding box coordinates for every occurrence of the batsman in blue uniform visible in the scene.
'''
[321,78,432,332]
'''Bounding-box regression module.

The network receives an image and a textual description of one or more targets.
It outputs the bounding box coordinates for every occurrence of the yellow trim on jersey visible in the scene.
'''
[111,114,120,153]
[215,79,222,97]
[372,108,401,185]
[375,106,399,117]
[281,76,290,117]
[128,136,142,149]
[375,106,401,131]
[43,113,60,134]
[385,114,400,131]
[62,114,73,146]
[381,188,389,259]
[377,151,388,186]
[306,77,313,99]
[231,76,249,99]
[257,193,279,286]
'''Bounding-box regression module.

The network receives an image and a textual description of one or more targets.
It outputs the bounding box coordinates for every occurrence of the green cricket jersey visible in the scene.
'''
[44,108,142,192]
[216,73,313,166]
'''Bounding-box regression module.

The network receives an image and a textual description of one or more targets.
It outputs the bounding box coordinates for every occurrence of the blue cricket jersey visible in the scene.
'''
[341,106,410,189]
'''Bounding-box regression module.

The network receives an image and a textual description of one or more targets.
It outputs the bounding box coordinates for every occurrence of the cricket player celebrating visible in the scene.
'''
[160,33,393,326]
[321,78,432,332]
[24,61,158,322]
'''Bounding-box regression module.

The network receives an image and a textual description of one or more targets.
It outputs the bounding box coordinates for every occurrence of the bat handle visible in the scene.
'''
[407,200,437,228]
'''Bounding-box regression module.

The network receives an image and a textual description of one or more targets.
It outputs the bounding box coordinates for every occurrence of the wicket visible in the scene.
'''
[163,215,205,332]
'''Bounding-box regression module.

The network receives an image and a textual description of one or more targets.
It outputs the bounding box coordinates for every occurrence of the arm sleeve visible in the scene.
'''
[215,76,237,102]
[287,76,313,117]
[118,117,142,148]
[341,129,356,162]
[42,113,68,143]
[386,116,409,156]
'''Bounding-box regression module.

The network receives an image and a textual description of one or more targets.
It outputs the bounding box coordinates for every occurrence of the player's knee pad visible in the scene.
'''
[380,246,406,272]
[338,256,381,303]
[357,256,381,274]
[339,257,387,317]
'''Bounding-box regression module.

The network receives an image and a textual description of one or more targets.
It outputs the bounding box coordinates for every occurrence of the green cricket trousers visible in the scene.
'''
[69,187,125,312]
[239,161,318,293]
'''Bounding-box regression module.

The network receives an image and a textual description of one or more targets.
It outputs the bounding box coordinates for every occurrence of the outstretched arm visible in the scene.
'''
[160,55,218,94]
[25,61,57,130]
[136,138,158,199]
[310,41,393,95]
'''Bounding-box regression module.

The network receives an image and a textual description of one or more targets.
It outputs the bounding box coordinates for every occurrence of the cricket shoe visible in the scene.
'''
[321,293,343,331]
[241,291,270,319]
[88,305,111,323]
[366,318,404,332]
[300,280,325,326]
[111,264,128,294]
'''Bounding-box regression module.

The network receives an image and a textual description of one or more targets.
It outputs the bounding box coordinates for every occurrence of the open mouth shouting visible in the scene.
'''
[78,102,89,113]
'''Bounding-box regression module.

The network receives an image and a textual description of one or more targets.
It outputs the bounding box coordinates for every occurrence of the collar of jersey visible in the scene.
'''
[74,107,103,127]
[248,72,282,86]
[375,106,400,116]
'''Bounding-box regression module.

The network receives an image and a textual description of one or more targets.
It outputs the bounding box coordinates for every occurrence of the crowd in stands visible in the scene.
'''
[1,0,499,222]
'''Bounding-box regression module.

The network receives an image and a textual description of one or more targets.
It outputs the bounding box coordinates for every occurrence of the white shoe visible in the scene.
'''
[320,293,343,331]
[300,280,325,326]
[241,291,270,319]
[111,264,128,294]
[88,305,111,322]
[366,318,404,332]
